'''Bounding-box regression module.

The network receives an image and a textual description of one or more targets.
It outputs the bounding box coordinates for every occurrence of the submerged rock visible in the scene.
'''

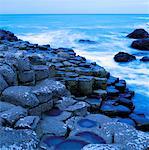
[131,38,149,50]
[114,52,136,62]
[127,29,149,39]
[140,56,149,62]
[78,39,97,44]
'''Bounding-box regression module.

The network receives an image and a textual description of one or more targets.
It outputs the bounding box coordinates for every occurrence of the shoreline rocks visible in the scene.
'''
[114,52,136,62]
[0,29,149,149]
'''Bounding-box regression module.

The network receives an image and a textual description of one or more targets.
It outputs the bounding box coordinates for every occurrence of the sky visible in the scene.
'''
[0,0,149,14]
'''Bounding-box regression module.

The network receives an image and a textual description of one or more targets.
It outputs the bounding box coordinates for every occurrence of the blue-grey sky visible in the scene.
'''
[0,0,149,14]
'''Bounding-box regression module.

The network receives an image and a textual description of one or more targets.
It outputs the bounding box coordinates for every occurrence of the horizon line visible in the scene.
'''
[0,13,149,15]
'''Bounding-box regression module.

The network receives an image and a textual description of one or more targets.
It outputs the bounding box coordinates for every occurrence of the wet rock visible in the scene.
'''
[32,65,49,81]
[17,57,31,71]
[114,52,136,62]
[107,76,119,86]
[115,81,126,93]
[0,106,27,126]
[15,116,40,129]
[127,29,149,39]
[78,39,97,44]
[131,38,149,50]
[106,86,119,98]
[57,51,70,59]
[93,89,107,100]
[2,86,39,108]
[101,104,131,117]
[140,56,149,62]
[129,113,149,131]
[65,101,89,116]
[28,55,46,65]
[0,127,38,149]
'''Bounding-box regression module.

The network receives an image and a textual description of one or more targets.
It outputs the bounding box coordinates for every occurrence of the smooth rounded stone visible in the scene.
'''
[94,77,107,90]
[114,52,136,62]
[117,98,134,110]
[65,101,89,116]
[0,101,16,113]
[2,86,39,108]
[100,104,131,117]
[107,76,119,86]
[55,139,89,150]
[0,64,17,85]
[82,144,123,150]
[115,82,126,93]
[140,56,149,62]
[129,113,149,131]
[0,127,38,150]
[0,74,8,94]
[106,86,119,98]
[78,39,97,44]
[34,79,69,98]
[0,106,27,126]
[40,117,67,136]
[15,116,40,129]
[18,70,35,85]
[17,57,31,71]
[32,65,49,81]
[74,131,106,144]
[117,117,136,127]
[43,108,72,121]
[40,135,65,150]
[127,29,149,39]
[93,89,107,100]
[79,77,93,96]
[55,97,77,110]
[131,38,149,50]
[65,77,79,95]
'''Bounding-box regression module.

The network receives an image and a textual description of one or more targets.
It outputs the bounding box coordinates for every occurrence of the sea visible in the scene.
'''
[0,14,149,117]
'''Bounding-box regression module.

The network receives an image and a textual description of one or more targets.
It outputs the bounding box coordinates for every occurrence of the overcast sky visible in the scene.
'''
[0,0,149,14]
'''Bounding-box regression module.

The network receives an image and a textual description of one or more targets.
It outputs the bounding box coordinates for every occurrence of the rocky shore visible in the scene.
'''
[0,29,149,150]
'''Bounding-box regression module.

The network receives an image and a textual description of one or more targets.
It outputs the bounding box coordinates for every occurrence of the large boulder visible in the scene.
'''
[131,38,149,50]
[127,29,149,39]
[114,52,136,62]
[140,56,149,62]
[2,86,39,108]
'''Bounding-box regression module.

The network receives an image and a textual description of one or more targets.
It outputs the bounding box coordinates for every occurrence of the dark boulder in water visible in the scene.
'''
[114,52,136,62]
[140,56,149,62]
[0,29,19,42]
[127,29,149,39]
[131,38,149,50]
[78,39,97,44]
